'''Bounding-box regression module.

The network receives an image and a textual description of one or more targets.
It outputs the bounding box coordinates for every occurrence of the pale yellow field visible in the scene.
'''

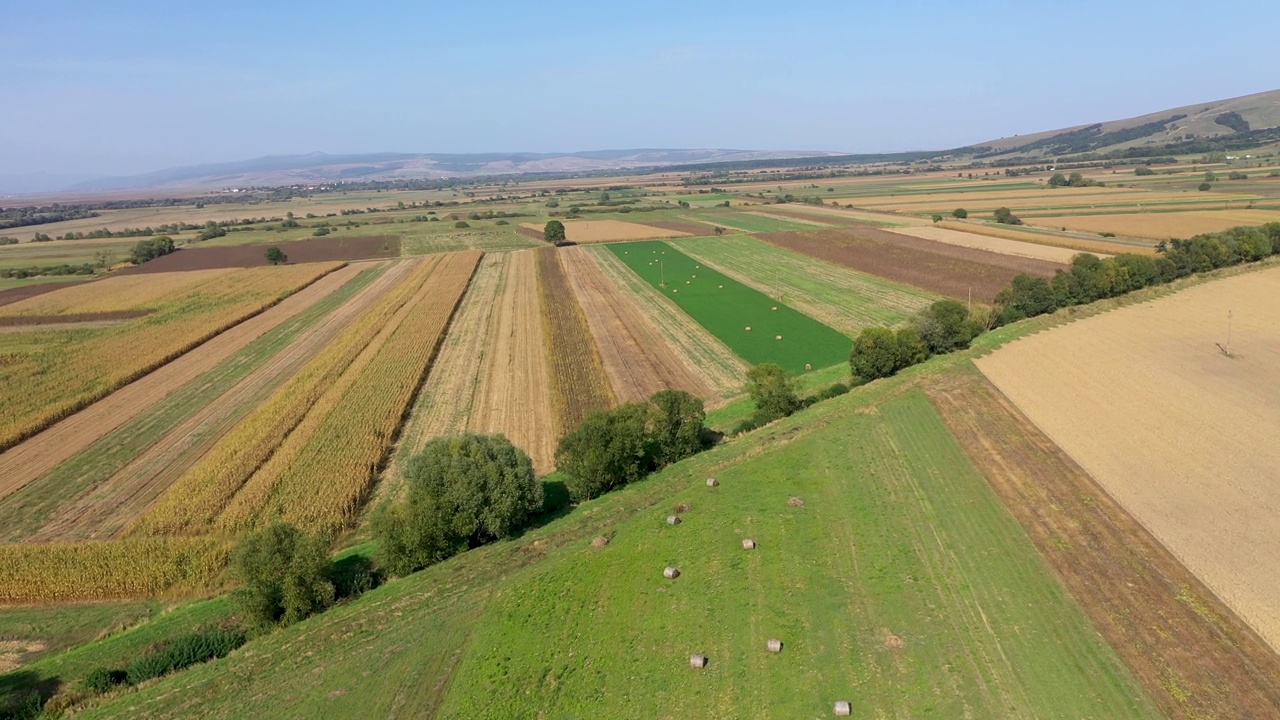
[0,269,234,316]
[521,219,689,243]
[889,226,1093,262]
[1030,210,1280,239]
[976,265,1280,651]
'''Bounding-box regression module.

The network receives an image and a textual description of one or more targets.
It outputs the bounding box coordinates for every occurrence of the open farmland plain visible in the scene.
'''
[759,227,1064,302]
[1029,209,1280,239]
[607,241,851,373]
[976,265,1280,650]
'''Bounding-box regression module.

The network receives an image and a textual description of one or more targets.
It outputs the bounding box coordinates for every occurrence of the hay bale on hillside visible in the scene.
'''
[667,515,681,526]
[706,477,719,488]
[591,536,609,548]
[834,700,851,716]
[690,654,707,669]
[767,638,782,653]
[788,496,804,507]
[742,538,757,550]
[805,363,813,370]
[664,566,680,579]
[674,502,692,513]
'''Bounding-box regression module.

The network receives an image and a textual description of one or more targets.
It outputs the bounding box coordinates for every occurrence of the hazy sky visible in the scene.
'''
[3,0,1277,177]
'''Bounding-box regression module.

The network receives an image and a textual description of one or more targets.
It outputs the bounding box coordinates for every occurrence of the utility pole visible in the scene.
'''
[659,259,665,287]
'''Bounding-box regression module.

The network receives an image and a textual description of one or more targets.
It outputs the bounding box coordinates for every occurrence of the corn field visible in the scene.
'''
[0,263,340,451]
[0,536,230,602]
[130,256,446,536]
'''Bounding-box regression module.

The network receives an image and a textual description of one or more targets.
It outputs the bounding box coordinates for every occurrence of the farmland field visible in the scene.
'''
[1030,209,1280,239]
[559,246,714,404]
[0,262,341,453]
[934,220,1153,255]
[677,210,826,234]
[889,225,1093,262]
[521,219,689,243]
[606,241,851,373]
[70,389,1158,719]
[672,234,937,334]
[759,227,1063,302]
[536,248,615,433]
[975,265,1280,651]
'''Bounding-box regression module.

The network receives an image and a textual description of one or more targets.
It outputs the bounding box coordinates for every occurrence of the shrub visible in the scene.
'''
[745,363,800,421]
[931,214,943,223]
[375,434,542,576]
[557,404,653,500]
[124,627,245,685]
[647,390,706,468]
[849,327,900,382]
[312,227,330,236]
[913,300,982,355]
[992,207,1023,225]
[495,219,509,225]
[1228,171,1248,180]
[951,208,968,218]
[454,221,470,228]
[264,246,287,265]
[1099,231,1116,237]
[82,668,127,694]
[1134,166,1155,176]
[1198,182,1212,191]
[129,236,175,264]
[230,524,334,627]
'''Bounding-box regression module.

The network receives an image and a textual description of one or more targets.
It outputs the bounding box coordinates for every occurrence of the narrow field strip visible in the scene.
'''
[0,269,235,317]
[673,235,937,334]
[0,263,386,543]
[585,245,746,399]
[26,263,398,542]
[606,240,851,373]
[559,246,713,403]
[213,251,481,535]
[0,263,348,503]
[889,225,1092,263]
[536,247,615,435]
[928,369,1280,719]
[130,257,443,537]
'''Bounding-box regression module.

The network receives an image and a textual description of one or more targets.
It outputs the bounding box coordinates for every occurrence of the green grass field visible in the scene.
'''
[681,210,825,234]
[674,235,938,335]
[66,387,1155,719]
[606,241,851,373]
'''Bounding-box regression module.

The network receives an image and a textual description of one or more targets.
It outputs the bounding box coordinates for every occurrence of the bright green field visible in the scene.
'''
[606,241,851,373]
[69,387,1155,719]
[674,235,939,335]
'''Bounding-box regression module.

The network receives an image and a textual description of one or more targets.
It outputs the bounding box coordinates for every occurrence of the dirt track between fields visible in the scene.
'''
[929,369,1280,720]
[560,246,713,403]
[28,262,409,541]
[0,263,364,504]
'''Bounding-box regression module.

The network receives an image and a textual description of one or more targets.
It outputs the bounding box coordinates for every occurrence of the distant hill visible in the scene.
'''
[967,88,1280,159]
[55,149,845,193]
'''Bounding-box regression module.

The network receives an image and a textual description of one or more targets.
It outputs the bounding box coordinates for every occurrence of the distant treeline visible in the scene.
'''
[850,223,1280,384]
[0,205,100,230]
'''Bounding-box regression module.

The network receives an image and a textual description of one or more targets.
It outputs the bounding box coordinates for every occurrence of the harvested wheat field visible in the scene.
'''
[29,262,409,541]
[0,262,345,480]
[759,227,1062,302]
[1031,209,1280,240]
[536,248,614,434]
[0,269,234,317]
[936,220,1151,256]
[585,245,747,398]
[890,225,1094,262]
[521,219,689,243]
[559,246,712,403]
[976,265,1280,651]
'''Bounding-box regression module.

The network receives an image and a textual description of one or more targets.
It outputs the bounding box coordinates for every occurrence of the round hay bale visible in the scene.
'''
[664,566,680,579]
[775,335,782,340]
[742,538,757,550]
[834,700,851,716]
[805,363,813,370]
[666,515,682,526]
[706,477,719,487]
[771,306,778,311]
[672,289,678,293]
[690,654,707,669]
[591,535,609,548]
[788,496,805,507]
[674,502,692,513]
[767,638,782,653]
[745,326,751,331]
[718,284,724,289]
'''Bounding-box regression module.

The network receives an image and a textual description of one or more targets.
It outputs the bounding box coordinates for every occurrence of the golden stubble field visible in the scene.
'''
[975,265,1280,651]
[1029,209,1280,239]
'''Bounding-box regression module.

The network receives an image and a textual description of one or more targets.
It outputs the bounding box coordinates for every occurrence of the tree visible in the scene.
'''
[894,326,930,368]
[313,227,330,236]
[647,390,706,468]
[931,213,943,223]
[995,273,1057,323]
[454,221,470,228]
[1068,172,1086,187]
[914,299,981,355]
[951,208,968,219]
[993,206,1023,225]
[1198,182,1212,191]
[849,327,900,382]
[264,246,287,265]
[745,363,800,421]
[1135,166,1155,176]
[129,236,175,265]
[376,434,543,576]
[1204,170,1217,182]
[1048,172,1069,187]
[544,220,567,245]
[713,226,726,235]
[230,523,334,627]
[557,404,653,500]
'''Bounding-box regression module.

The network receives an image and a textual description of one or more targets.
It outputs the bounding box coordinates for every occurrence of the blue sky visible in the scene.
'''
[2,0,1277,176]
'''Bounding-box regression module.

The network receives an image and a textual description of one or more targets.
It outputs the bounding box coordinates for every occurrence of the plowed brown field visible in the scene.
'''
[536,248,614,434]
[560,246,712,403]
[0,263,355,503]
[975,266,1280,652]
[30,261,411,541]
[118,235,401,273]
[758,227,1062,301]
[929,369,1280,720]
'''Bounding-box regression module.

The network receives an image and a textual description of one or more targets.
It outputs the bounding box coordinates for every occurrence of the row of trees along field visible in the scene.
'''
[849,223,1280,383]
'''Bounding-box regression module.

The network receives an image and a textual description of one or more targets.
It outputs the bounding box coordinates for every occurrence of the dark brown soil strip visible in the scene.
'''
[928,369,1280,720]
[0,280,92,308]
[118,235,400,274]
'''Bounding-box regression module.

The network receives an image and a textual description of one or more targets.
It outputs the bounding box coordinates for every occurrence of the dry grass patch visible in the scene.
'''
[1030,210,1280,240]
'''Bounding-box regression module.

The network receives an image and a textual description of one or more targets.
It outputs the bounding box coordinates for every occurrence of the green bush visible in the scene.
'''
[745,363,800,421]
[544,220,567,244]
[313,227,330,236]
[913,300,982,355]
[1198,182,1212,191]
[82,668,127,694]
[1134,166,1155,176]
[125,627,245,685]
[951,208,967,219]
[992,206,1023,225]
[375,434,543,576]
[454,221,470,228]
[230,524,334,627]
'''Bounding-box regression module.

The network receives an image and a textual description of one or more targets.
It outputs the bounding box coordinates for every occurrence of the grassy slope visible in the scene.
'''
[606,241,851,373]
[74,383,1155,719]
[673,235,939,334]
[0,265,385,540]
[0,601,162,666]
